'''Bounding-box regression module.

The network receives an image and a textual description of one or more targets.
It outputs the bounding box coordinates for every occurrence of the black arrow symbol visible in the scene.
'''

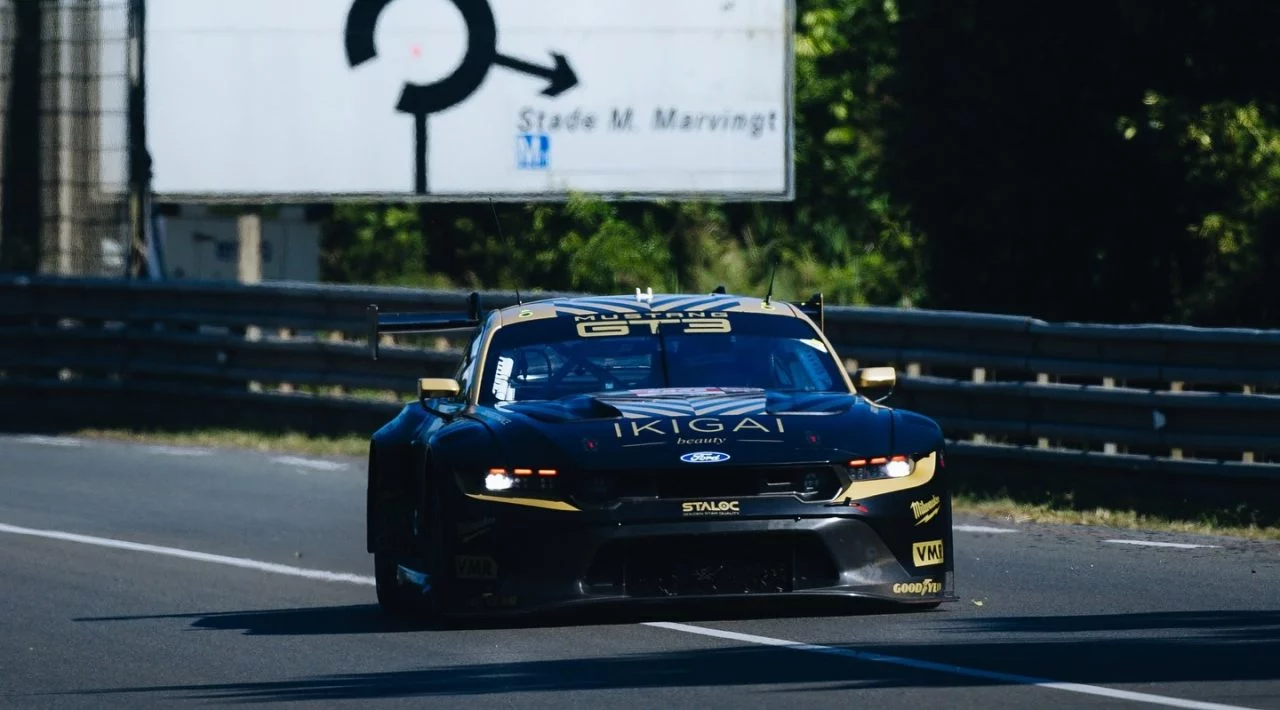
[494,51,579,97]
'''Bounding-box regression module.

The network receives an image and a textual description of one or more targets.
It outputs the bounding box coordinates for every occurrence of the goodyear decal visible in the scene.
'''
[911,495,941,525]
[912,540,945,567]
[892,578,942,596]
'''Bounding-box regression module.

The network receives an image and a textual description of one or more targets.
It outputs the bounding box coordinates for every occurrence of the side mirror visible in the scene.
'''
[419,378,460,399]
[417,377,462,418]
[855,366,896,403]
[418,377,461,400]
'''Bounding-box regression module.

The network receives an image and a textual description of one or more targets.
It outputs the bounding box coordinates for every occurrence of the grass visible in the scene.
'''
[953,493,1280,542]
[66,428,1280,542]
[74,428,369,458]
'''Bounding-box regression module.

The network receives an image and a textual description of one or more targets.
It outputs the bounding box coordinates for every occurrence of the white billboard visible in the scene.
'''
[146,0,795,202]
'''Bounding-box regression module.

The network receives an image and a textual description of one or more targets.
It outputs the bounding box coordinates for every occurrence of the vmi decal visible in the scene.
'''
[911,495,941,525]
[455,555,498,580]
[892,579,942,596]
[681,500,741,516]
[912,539,944,567]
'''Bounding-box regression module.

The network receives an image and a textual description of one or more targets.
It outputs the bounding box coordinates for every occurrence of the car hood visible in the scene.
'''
[468,387,898,470]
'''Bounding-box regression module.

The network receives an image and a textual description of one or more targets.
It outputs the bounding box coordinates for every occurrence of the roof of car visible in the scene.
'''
[493,291,808,326]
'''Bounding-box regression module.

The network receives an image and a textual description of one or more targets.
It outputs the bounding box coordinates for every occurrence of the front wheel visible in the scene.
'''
[374,552,422,619]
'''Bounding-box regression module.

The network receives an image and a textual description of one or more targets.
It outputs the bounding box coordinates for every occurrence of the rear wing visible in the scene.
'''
[366,292,482,360]
[798,292,824,331]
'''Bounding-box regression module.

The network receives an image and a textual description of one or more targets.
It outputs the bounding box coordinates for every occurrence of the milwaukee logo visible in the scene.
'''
[911,495,941,525]
[681,500,741,516]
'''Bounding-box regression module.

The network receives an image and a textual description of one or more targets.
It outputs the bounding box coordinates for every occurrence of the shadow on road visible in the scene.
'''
[66,609,1280,703]
[74,596,929,636]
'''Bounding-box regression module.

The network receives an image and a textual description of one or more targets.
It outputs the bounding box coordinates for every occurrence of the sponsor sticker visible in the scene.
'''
[680,451,730,464]
[892,578,942,596]
[681,500,741,516]
[615,417,785,439]
[911,495,941,525]
[457,517,496,544]
[492,356,516,402]
[574,312,732,338]
[912,539,945,567]
[455,555,498,581]
[469,594,519,609]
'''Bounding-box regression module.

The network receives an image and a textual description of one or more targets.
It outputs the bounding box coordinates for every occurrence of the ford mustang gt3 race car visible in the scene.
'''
[364,289,955,619]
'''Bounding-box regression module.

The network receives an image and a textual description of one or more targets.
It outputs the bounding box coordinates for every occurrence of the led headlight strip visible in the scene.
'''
[831,451,938,503]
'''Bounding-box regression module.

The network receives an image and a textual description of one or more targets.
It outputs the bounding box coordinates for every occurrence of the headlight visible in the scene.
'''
[484,467,558,492]
[845,455,916,481]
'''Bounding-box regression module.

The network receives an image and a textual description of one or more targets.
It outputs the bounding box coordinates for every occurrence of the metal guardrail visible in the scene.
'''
[2,275,1278,480]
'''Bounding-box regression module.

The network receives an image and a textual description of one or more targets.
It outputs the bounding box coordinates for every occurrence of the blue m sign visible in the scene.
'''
[516,134,550,170]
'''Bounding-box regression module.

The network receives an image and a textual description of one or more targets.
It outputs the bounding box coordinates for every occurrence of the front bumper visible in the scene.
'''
[429,508,956,615]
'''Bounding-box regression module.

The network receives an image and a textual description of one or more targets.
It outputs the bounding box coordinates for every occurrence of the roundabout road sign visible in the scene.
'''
[345,0,579,192]
[145,0,794,202]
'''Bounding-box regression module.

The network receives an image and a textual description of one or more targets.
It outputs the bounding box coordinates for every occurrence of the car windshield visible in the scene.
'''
[478,311,847,405]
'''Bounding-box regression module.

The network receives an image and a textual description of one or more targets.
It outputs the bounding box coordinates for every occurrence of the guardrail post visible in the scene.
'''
[1036,373,1051,448]
[278,328,293,393]
[1242,384,1255,462]
[970,367,987,444]
[238,210,263,393]
[1101,377,1118,455]
[329,330,346,396]
[1169,381,1183,459]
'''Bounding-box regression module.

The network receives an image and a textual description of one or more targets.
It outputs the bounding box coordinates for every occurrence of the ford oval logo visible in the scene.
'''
[680,451,731,464]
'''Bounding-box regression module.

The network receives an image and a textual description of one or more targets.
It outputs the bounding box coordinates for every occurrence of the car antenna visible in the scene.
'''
[763,259,779,305]
[489,198,523,305]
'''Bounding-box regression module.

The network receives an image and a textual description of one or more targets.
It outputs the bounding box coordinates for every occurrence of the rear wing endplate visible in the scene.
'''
[798,292,824,331]
[367,292,482,360]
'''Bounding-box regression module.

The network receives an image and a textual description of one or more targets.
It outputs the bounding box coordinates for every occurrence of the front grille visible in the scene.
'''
[584,532,840,598]
[570,464,842,508]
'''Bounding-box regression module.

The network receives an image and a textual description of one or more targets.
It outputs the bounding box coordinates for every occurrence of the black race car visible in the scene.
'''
[365,289,955,620]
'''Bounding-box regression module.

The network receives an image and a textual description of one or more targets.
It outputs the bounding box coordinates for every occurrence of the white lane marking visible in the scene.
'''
[0,521,1250,710]
[954,524,1018,534]
[1105,539,1220,549]
[15,435,83,447]
[644,622,1258,710]
[0,522,375,586]
[270,456,348,472]
[144,445,212,457]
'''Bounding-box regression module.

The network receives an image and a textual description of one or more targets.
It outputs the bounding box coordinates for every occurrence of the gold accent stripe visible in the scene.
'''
[465,493,580,512]
[832,451,938,502]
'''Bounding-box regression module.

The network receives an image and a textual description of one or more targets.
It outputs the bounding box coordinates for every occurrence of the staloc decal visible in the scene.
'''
[681,500,741,516]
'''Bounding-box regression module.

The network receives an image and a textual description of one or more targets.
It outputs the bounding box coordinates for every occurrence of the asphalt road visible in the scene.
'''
[1,433,1277,709]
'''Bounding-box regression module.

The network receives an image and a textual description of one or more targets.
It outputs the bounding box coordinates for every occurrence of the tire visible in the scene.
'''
[374,551,422,619]
[373,503,450,624]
